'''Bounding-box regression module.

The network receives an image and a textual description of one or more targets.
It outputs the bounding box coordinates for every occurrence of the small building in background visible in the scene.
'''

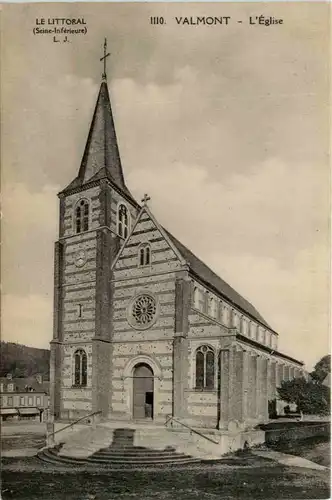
[0,373,49,422]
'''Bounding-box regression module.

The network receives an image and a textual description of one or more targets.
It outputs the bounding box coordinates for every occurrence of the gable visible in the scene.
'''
[113,208,186,281]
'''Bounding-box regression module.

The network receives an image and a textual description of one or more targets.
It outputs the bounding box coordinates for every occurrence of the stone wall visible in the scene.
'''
[263,421,330,445]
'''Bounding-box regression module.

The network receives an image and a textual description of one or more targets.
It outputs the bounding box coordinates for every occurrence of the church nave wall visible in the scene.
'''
[190,279,278,352]
[184,338,220,426]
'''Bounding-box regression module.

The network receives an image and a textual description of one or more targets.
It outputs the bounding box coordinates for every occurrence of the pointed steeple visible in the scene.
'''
[60,42,132,199]
[78,80,126,187]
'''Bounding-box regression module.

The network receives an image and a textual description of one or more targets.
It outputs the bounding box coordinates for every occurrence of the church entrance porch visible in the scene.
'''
[133,363,154,420]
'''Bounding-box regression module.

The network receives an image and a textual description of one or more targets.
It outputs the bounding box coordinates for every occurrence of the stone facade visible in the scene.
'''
[50,77,305,428]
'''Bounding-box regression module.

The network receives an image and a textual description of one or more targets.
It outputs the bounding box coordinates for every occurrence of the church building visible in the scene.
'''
[50,46,305,432]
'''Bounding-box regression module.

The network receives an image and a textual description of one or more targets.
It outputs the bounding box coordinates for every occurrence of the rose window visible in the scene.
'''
[129,294,157,329]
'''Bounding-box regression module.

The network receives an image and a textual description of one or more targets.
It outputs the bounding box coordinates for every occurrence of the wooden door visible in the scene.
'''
[133,364,154,419]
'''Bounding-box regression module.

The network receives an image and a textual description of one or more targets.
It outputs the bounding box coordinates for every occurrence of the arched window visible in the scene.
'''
[74,349,87,387]
[208,296,217,318]
[75,199,89,234]
[195,345,215,390]
[218,301,224,323]
[117,203,130,239]
[204,291,209,313]
[232,310,240,329]
[138,243,151,266]
[193,287,200,309]
[266,331,271,347]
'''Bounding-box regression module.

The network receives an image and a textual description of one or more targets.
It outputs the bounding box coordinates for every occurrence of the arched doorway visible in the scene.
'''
[133,363,154,419]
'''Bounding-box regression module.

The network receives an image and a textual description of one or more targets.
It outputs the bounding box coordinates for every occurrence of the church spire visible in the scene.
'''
[61,40,132,198]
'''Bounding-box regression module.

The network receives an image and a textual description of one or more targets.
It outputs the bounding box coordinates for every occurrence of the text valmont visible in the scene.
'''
[36,18,86,25]
[173,16,283,26]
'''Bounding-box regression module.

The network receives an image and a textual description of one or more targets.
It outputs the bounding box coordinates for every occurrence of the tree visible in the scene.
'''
[277,377,330,415]
[310,355,330,384]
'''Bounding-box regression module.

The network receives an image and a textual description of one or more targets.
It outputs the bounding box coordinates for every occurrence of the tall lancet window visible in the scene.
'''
[117,203,130,238]
[74,349,87,387]
[195,345,215,390]
[75,199,89,233]
[138,243,151,266]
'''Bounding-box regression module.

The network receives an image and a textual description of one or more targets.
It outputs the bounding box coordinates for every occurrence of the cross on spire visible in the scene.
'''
[141,193,151,206]
[100,38,110,81]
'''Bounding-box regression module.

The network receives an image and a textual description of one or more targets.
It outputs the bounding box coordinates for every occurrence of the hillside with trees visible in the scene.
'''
[0,342,50,379]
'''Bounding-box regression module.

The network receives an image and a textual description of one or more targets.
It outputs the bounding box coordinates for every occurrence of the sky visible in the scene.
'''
[1,2,330,370]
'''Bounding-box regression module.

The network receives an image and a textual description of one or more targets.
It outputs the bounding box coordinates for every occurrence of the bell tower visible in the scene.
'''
[50,40,139,421]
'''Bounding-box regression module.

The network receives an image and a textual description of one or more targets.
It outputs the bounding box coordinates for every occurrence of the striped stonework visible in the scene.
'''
[53,173,140,420]
[109,209,189,421]
[110,339,174,419]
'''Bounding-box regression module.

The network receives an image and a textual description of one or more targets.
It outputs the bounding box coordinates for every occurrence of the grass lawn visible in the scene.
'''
[1,455,330,500]
[1,434,46,451]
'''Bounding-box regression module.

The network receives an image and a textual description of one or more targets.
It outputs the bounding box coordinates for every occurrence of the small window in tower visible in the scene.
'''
[195,345,215,390]
[75,199,90,234]
[117,203,130,239]
[73,349,87,387]
[77,304,83,318]
[138,243,151,267]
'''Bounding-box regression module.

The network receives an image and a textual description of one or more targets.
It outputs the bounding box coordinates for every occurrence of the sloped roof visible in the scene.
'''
[166,230,272,330]
[60,81,132,199]
[0,377,49,394]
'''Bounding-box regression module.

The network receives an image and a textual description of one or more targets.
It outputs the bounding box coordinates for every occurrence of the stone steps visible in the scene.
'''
[38,445,200,469]
[39,423,223,468]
